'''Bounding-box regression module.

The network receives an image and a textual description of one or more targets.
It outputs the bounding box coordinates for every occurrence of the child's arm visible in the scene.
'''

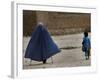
[89,38,91,49]
[82,38,85,45]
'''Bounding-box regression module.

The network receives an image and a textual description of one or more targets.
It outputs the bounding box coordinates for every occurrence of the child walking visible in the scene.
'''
[82,32,91,60]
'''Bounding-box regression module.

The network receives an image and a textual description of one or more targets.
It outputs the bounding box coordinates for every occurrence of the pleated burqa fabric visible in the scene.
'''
[25,24,60,61]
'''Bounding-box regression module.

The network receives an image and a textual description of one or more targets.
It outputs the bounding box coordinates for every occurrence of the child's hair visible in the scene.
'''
[84,32,88,37]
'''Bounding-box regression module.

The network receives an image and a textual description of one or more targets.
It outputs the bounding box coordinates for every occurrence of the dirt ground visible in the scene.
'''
[23,33,91,69]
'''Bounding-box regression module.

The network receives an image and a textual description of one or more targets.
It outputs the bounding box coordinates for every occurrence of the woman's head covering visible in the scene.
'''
[25,23,60,61]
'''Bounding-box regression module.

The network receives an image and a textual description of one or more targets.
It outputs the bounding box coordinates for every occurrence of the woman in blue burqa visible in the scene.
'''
[25,22,60,64]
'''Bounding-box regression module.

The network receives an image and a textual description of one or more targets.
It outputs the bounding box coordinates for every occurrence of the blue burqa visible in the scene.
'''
[25,24,60,61]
